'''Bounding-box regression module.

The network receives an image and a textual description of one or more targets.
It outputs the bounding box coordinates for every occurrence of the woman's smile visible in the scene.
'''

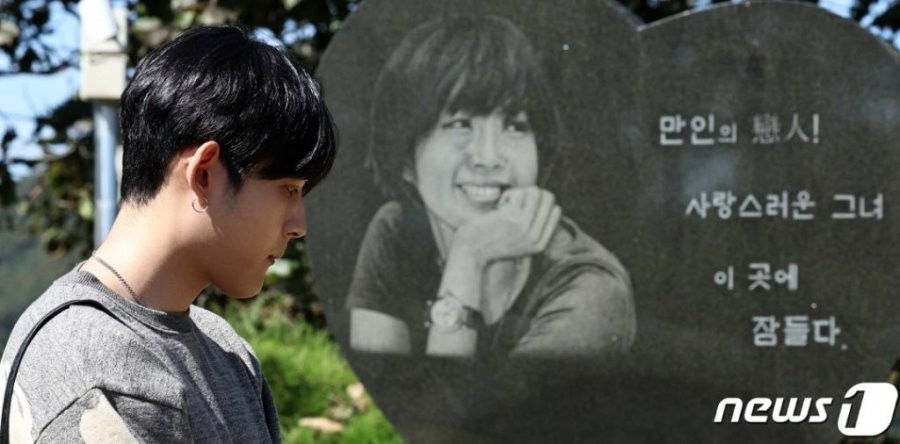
[456,183,509,204]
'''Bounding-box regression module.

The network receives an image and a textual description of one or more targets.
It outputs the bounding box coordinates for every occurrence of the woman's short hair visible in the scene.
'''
[119,25,336,204]
[367,15,561,203]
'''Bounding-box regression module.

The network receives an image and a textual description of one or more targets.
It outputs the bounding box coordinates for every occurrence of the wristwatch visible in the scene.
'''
[426,292,483,333]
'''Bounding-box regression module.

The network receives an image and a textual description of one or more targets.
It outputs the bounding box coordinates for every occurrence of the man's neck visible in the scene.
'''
[79,201,209,313]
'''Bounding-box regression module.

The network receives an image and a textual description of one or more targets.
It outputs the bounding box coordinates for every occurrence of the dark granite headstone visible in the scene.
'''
[630,2,900,440]
[308,1,900,441]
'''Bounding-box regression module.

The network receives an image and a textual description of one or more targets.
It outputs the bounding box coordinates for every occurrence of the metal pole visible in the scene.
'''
[93,103,118,247]
[80,0,127,248]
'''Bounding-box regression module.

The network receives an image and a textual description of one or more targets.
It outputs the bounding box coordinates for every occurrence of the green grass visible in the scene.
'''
[221,293,402,443]
[0,228,79,349]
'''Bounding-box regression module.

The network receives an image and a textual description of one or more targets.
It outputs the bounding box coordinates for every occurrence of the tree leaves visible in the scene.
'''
[0,128,14,206]
[873,1,900,31]
[0,19,19,49]
[18,46,36,72]
[31,6,48,28]
[0,164,14,207]
[2,128,15,147]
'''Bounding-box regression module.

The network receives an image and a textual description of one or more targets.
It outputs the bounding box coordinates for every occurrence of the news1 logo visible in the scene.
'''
[713,383,899,437]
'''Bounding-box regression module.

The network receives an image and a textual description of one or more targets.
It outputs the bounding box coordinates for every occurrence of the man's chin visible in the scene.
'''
[214,282,264,300]
[231,290,262,300]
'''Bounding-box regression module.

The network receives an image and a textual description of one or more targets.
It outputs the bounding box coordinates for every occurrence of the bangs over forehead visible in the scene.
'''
[220,43,337,191]
[439,26,545,117]
[405,15,551,121]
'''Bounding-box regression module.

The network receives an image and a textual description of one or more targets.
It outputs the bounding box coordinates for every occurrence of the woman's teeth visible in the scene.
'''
[459,184,502,202]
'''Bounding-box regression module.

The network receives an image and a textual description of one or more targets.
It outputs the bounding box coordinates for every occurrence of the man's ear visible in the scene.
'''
[184,141,221,203]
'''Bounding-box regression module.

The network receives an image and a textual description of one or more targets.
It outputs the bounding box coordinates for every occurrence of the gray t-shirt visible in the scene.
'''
[0,268,281,443]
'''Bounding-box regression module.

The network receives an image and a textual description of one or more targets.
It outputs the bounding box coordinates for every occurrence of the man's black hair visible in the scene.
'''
[119,25,336,204]
[367,15,560,203]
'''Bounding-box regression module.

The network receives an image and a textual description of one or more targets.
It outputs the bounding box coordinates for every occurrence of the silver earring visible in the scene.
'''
[192,198,209,213]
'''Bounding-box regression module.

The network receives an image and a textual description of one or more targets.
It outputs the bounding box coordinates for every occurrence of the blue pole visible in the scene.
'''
[93,102,118,247]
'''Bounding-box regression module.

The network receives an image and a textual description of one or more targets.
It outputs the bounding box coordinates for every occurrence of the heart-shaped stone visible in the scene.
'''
[308,0,900,441]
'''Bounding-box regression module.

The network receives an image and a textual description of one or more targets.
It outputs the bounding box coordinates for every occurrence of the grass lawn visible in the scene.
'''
[220,294,402,443]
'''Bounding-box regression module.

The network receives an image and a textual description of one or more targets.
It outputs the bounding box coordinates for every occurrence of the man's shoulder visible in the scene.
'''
[1,272,188,438]
[3,269,132,359]
[189,305,262,374]
[190,306,252,351]
[2,271,181,379]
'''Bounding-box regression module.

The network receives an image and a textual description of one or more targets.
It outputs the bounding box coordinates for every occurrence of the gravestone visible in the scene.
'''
[630,2,900,440]
[307,0,900,441]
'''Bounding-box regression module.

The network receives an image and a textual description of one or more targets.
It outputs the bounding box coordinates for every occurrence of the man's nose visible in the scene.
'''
[284,202,307,239]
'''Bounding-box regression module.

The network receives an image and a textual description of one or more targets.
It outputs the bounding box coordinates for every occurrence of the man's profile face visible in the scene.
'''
[201,173,308,298]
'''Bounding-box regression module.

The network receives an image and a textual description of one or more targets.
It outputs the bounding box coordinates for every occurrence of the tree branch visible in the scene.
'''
[0,60,75,76]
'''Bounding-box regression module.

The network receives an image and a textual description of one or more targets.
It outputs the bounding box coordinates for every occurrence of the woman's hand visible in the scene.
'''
[452,186,562,265]
[425,186,561,357]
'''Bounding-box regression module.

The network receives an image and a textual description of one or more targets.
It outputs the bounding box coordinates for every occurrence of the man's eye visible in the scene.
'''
[286,186,301,196]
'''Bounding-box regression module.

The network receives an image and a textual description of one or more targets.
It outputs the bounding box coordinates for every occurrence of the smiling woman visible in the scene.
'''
[345,15,637,359]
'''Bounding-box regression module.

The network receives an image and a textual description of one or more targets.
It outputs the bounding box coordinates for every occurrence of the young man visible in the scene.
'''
[0,25,336,442]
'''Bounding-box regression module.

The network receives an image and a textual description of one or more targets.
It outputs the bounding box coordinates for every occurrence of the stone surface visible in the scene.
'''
[308,1,900,441]
[632,3,900,439]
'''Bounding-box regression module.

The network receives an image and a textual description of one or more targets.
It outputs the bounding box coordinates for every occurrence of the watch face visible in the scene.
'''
[430,298,463,330]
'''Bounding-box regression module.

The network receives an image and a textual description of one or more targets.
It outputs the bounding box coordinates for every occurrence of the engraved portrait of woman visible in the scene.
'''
[344,15,637,359]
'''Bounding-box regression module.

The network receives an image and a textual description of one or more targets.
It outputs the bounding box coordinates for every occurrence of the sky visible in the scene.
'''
[0,0,891,181]
[0,1,80,178]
